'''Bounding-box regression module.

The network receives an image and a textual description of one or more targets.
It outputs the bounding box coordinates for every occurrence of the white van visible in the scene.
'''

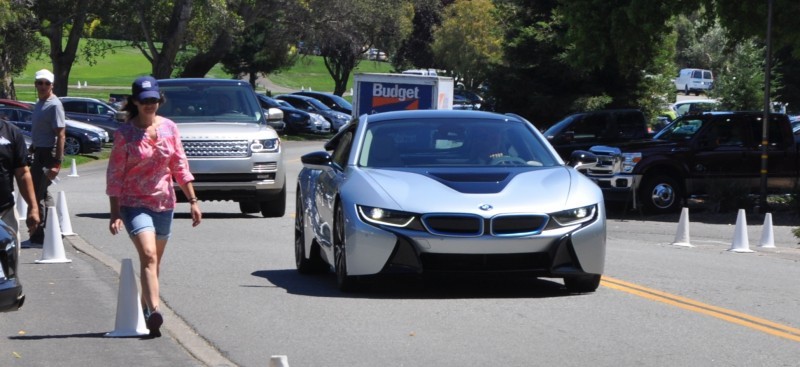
[674,68,714,95]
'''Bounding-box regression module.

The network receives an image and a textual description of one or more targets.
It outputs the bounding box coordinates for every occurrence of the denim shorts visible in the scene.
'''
[120,206,174,240]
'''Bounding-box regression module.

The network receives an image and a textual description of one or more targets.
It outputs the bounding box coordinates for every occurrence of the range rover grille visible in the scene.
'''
[182,140,251,158]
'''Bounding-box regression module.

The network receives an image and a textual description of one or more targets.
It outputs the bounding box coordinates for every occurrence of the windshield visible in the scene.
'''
[359,118,559,168]
[654,116,707,141]
[159,84,263,123]
[327,94,353,110]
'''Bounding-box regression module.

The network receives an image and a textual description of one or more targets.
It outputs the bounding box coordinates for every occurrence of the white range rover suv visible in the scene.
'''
[157,78,286,217]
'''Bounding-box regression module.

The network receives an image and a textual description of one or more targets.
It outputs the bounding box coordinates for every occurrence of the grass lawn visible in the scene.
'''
[17,39,393,101]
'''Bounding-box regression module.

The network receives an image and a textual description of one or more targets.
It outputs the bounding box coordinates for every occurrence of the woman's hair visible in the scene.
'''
[122,94,165,121]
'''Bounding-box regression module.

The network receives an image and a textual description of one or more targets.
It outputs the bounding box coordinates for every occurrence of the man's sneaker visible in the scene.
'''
[146,311,163,338]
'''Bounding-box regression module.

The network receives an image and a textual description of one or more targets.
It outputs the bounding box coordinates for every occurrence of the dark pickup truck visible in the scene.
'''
[543,109,650,161]
[578,111,797,214]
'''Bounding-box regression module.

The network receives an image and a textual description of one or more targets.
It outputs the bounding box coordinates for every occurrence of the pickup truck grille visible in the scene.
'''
[182,140,251,158]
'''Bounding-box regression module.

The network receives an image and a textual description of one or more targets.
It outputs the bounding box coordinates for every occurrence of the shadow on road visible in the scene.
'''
[252,269,585,300]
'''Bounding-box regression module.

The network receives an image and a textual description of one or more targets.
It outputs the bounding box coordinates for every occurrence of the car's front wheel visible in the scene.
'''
[260,183,286,218]
[564,274,601,293]
[334,203,358,292]
[639,174,682,214]
[64,136,81,155]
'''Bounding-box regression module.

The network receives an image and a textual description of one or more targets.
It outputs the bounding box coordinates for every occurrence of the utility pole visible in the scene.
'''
[758,0,774,214]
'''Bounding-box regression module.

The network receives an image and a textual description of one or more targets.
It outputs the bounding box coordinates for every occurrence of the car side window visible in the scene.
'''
[331,131,354,169]
[63,101,87,113]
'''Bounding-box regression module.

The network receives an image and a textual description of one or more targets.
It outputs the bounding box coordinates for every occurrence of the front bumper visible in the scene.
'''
[341,204,606,277]
[585,174,640,202]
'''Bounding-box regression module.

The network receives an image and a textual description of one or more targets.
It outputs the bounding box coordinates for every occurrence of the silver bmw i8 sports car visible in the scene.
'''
[295,109,605,292]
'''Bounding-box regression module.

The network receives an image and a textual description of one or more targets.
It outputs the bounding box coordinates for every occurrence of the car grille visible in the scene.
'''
[182,140,251,158]
[421,214,549,237]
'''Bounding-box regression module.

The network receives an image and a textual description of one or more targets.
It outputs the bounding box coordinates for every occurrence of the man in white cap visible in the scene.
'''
[29,68,66,245]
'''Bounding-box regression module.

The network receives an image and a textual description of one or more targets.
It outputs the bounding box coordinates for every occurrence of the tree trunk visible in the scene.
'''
[44,0,89,97]
[179,31,234,78]
[149,0,193,79]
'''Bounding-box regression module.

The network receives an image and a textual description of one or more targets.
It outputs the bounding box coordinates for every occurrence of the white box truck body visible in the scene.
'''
[351,73,454,118]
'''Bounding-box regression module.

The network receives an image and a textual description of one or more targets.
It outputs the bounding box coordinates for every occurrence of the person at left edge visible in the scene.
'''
[29,69,66,245]
[0,114,41,241]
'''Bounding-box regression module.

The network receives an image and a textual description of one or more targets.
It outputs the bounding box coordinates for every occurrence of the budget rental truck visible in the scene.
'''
[351,73,454,118]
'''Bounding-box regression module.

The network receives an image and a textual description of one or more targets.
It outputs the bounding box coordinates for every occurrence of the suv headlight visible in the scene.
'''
[251,138,280,153]
[550,204,597,226]
[621,152,642,173]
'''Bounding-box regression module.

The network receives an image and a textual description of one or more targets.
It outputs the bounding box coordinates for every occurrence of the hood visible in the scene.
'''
[173,122,276,140]
[66,119,106,134]
[360,167,575,215]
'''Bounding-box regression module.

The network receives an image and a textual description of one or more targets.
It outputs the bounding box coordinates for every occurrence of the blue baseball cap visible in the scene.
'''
[132,76,160,101]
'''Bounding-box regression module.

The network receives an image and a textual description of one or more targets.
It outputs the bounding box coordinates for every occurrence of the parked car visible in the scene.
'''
[0,106,108,155]
[256,94,329,134]
[0,219,24,312]
[674,68,714,95]
[59,96,122,137]
[292,91,353,115]
[295,109,606,292]
[275,94,350,132]
[157,78,287,217]
[452,92,477,110]
[454,89,485,110]
[0,98,33,109]
[670,99,719,118]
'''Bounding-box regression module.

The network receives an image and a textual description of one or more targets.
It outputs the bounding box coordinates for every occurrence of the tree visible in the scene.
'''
[709,38,781,111]
[431,0,503,90]
[392,0,450,72]
[301,0,413,95]
[33,0,116,96]
[0,2,42,99]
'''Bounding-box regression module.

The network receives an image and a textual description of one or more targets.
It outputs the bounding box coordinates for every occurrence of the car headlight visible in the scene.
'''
[358,205,416,227]
[550,204,597,226]
[621,152,642,173]
[251,138,280,153]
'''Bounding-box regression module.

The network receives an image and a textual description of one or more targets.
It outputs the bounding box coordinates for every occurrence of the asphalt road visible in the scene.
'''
[5,139,800,367]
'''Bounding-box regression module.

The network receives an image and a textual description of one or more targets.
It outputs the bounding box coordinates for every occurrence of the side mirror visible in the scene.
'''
[300,151,333,170]
[568,150,598,169]
[114,111,128,122]
[265,107,284,122]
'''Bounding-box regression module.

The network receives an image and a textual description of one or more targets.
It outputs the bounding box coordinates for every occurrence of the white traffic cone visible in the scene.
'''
[76,81,82,89]
[671,207,693,247]
[728,209,754,253]
[35,206,72,263]
[14,190,27,222]
[83,81,87,87]
[67,158,79,177]
[269,355,290,367]
[106,258,150,337]
[759,213,776,248]
[56,191,76,236]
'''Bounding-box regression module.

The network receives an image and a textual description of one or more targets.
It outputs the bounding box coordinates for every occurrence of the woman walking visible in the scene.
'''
[107,76,202,338]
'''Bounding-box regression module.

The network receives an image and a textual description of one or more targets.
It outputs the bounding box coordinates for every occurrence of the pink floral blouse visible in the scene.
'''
[106,117,194,212]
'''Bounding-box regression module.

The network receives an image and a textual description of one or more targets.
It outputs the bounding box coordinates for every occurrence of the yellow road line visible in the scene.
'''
[601,276,800,343]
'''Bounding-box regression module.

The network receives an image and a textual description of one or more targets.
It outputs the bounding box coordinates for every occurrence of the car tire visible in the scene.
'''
[334,203,358,292]
[239,201,259,214]
[640,174,682,214]
[295,190,326,274]
[64,136,81,155]
[564,274,601,293]
[684,85,690,96]
[260,183,286,218]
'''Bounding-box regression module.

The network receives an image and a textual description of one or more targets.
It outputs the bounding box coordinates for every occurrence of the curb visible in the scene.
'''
[66,234,238,367]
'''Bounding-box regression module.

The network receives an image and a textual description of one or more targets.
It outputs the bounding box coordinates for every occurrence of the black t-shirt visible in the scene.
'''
[0,120,30,211]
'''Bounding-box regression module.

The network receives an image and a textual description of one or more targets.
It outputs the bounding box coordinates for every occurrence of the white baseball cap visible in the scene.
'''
[34,69,55,83]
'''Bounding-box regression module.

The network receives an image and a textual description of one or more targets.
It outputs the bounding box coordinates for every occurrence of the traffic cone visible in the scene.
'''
[67,158,79,177]
[106,258,150,337]
[56,191,76,236]
[728,209,754,253]
[269,355,290,367]
[35,206,72,263]
[759,213,776,248]
[671,207,693,247]
[14,190,27,222]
